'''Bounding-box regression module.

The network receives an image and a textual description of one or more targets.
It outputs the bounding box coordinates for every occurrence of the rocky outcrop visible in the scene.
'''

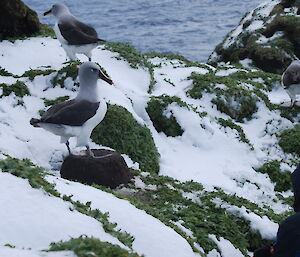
[0,0,40,40]
[208,0,300,74]
[60,149,133,189]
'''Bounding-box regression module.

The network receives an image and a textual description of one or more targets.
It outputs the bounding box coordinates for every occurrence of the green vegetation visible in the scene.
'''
[105,42,146,69]
[187,70,267,122]
[5,24,56,42]
[49,236,141,257]
[212,92,258,122]
[218,118,253,148]
[108,170,289,255]
[0,156,59,196]
[44,96,70,107]
[279,125,300,156]
[0,67,14,77]
[0,156,134,248]
[51,62,80,87]
[146,95,185,137]
[92,104,160,173]
[209,1,300,74]
[22,68,56,81]
[0,80,29,98]
[255,160,292,192]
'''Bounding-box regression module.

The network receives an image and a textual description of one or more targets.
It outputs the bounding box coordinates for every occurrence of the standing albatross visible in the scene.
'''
[44,4,106,61]
[282,60,300,106]
[30,62,113,157]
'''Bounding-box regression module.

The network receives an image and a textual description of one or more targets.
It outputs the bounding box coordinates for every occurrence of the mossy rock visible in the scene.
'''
[91,104,160,173]
[208,1,300,73]
[0,0,41,40]
[255,160,292,192]
[279,125,300,155]
[146,95,185,137]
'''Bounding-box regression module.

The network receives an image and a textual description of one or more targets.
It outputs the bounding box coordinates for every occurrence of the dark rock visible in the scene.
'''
[60,149,134,189]
[0,0,40,40]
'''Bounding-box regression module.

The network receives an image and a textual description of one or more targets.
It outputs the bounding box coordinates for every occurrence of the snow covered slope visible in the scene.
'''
[0,35,298,256]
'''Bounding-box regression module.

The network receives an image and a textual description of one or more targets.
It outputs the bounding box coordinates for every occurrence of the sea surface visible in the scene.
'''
[24,0,264,62]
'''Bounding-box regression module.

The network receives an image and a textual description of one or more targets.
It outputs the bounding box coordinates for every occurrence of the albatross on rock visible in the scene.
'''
[282,60,300,106]
[44,4,106,61]
[30,62,113,157]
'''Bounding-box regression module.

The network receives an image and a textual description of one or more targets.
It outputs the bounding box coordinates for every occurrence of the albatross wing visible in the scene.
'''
[58,16,99,45]
[41,99,100,126]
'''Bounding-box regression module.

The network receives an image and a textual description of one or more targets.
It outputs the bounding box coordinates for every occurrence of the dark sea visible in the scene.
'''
[23,0,264,62]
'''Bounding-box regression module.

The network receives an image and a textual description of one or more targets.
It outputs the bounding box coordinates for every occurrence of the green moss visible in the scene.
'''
[279,125,300,155]
[22,68,56,81]
[91,104,160,173]
[104,42,146,69]
[44,96,70,107]
[146,95,185,137]
[62,196,134,248]
[218,118,253,148]
[0,156,59,196]
[212,92,258,122]
[255,160,292,192]
[51,62,80,87]
[0,67,14,77]
[0,80,29,98]
[278,105,300,122]
[109,171,286,255]
[145,52,212,70]
[35,24,56,38]
[187,68,280,121]
[0,156,134,247]
[49,236,141,257]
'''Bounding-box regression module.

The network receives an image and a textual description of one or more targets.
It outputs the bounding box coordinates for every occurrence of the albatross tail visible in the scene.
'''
[30,118,41,127]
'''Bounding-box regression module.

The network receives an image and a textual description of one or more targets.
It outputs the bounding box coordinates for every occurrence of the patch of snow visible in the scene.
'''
[209,235,244,257]
[46,176,200,257]
[0,247,76,257]
[0,172,125,250]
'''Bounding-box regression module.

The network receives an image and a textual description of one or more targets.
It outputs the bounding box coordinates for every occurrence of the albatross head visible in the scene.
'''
[44,4,71,18]
[79,62,114,86]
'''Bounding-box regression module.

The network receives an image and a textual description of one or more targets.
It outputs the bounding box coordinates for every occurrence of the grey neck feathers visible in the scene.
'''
[76,79,99,103]
[55,9,72,19]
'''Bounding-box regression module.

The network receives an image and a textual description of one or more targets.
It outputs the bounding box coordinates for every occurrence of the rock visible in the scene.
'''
[60,149,134,189]
[0,0,40,40]
[208,0,300,74]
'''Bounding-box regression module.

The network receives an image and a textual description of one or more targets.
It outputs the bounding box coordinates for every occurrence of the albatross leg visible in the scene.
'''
[66,141,72,155]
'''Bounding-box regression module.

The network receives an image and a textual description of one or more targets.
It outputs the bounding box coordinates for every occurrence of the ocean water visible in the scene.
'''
[23,0,264,62]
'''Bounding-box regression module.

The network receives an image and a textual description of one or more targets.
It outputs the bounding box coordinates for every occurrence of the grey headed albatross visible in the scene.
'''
[30,62,113,157]
[44,4,106,61]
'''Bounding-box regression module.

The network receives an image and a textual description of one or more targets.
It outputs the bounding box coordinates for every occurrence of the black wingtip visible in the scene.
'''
[30,118,41,127]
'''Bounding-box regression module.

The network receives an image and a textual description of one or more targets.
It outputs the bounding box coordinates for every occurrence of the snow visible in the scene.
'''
[46,176,199,257]
[209,235,244,257]
[0,23,295,256]
[0,172,125,249]
[0,247,75,257]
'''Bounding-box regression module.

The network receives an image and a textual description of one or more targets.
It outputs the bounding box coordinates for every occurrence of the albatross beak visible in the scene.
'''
[99,69,114,85]
[43,9,52,16]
